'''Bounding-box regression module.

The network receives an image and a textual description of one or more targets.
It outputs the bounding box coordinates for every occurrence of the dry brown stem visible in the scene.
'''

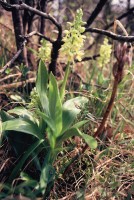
[0,78,35,90]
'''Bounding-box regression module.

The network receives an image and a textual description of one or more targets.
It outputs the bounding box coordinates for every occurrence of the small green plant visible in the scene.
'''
[0,60,97,197]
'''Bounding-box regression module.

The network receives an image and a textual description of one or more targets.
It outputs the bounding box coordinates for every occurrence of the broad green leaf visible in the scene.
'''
[0,110,14,122]
[16,179,39,191]
[47,128,56,149]
[2,119,43,140]
[20,172,35,181]
[39,117,47,134]
[49,73,62,136]
[0,111,14,144]
[63,96,88,110]
[8,139,44,182]
[62,97,88,133]
[38,111,55,132]
[57,128,97,149]
[36,60,49,115]
[72,120,89,129]
[79,131,97,149]
[8,107,36,123]
[36,60,48,93]
[62,108,78,133]
[57,128,80,145]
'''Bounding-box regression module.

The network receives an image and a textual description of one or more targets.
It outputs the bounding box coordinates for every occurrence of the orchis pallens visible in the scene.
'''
[60,9,86,62]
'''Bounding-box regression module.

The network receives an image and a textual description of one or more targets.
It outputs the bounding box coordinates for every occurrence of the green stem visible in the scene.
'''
[60,62,70,102]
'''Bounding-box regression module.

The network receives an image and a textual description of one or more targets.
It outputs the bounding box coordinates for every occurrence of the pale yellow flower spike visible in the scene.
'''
[97,38,112,67]
[60,8,86,62]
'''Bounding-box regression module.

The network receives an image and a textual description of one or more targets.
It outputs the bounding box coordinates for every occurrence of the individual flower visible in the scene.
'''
[97,38,112,67]
[60,9,86,62]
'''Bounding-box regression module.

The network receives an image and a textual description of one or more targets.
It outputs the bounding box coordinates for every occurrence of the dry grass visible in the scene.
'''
[50,127,134,200]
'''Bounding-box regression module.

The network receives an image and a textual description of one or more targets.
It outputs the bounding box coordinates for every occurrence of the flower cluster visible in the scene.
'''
[37,39,52,62]
[60,9,86,62]
[97,38,112,67]
[28,87,40,111]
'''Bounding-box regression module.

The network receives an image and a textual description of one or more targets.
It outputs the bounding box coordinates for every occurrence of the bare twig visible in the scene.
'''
[0,0,61,34]
[0,0,63,75]
[76,54,100,62]
[105,6,134,30]
[86,7,134,50]
[0,73,21,83]
[0,22,13,31]
[0,78,35,90]
[22,31,54,43]
[0,40,26,74]
[0,31,48,74]
[86,0,109,28]
[85,28,134,42]
[0,0,12,11]
[94,79,118,137]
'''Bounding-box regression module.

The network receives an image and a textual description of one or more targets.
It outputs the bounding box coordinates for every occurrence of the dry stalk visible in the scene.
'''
[0,78,35,90]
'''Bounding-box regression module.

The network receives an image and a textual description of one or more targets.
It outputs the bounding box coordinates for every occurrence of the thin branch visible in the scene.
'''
[0,22,13,31]
[94,79,118,137]
[76,54,100,62]
[0,78,35,90]
[85,28,134,42]
[35,32,54,43]
[0,0,12,11]
[86,0,109,28]
[0,0,63,75]
[0,40,26,74]
[0,0,62,34]
[105,6,134,30]
[0,31,44,74]
[86,7,134,50]
[0,73,21,83]
[10,0,25,64]
[22,31,54,43]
